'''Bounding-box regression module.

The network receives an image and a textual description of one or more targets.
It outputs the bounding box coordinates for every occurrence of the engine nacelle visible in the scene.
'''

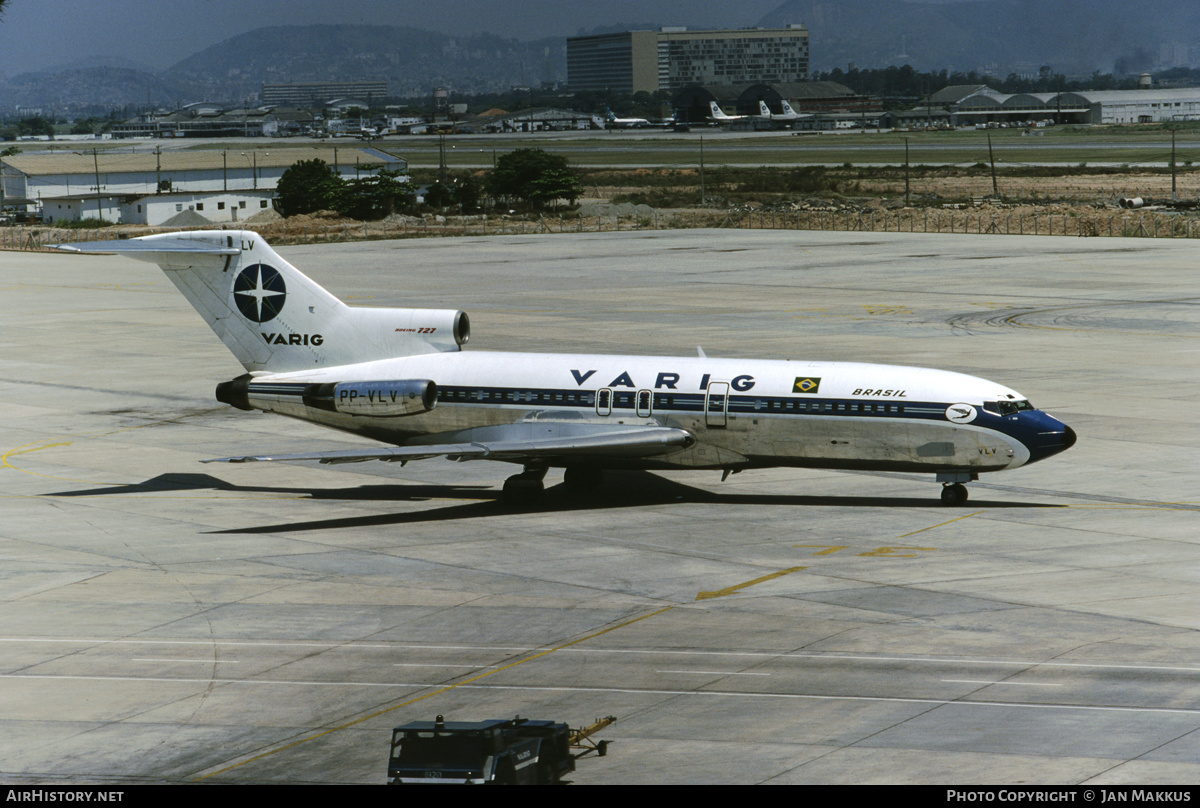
[216,376,438,417]
[306,379,438,417]
[351,307,470,355]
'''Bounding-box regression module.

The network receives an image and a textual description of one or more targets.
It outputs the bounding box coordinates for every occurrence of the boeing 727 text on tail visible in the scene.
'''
[55,231,1075,504]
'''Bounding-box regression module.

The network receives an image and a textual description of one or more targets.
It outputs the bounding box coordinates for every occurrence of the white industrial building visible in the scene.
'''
[1069,88,1200,124]
[2,147,406,225]
[926,85,1200,127]
[41,190,278,226]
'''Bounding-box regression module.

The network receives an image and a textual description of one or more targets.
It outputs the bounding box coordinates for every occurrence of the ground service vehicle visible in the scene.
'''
[388,716,576,784]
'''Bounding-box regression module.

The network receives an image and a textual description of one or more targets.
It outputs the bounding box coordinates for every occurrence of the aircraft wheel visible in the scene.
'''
[940,483,968,506]
[563,467,603,491]
[502,475,544,503]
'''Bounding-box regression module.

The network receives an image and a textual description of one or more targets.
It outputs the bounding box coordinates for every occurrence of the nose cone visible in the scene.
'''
[1025,414,1076,464]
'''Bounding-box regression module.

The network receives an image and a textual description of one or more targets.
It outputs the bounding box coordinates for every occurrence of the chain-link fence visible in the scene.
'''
[7,205,1200,252]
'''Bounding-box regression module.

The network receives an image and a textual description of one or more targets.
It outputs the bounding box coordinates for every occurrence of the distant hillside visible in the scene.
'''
[759,0,1200,74]
[1,24,567,110]
[168,25,566,98]
[0,67,186,111]
[6,7,1199,112]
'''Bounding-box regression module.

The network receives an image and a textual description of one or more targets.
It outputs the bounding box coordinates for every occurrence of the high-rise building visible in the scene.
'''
[567,26,809,95]
[262,81,389,108]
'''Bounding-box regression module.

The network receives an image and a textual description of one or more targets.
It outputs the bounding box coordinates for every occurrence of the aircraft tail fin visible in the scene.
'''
[54,230,469,373]
[759,100,772,117]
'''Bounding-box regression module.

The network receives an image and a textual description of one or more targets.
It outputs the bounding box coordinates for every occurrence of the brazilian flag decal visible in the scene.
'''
[793,377,821,394]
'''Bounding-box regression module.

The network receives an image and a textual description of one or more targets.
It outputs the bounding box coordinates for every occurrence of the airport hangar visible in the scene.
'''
[0,146,406,226]
[886,84,1200,128]
[2,228,1199,784]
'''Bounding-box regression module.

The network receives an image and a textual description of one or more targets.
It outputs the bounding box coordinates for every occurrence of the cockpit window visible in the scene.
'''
[983,399,1034,416]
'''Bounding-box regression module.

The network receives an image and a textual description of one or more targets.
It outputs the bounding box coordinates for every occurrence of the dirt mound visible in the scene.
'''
[159,209,212,227]
[281,210,358,228]
[243,208,282,223]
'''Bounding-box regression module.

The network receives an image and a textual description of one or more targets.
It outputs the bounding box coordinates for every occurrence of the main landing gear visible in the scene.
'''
[562,466,604,492]
[502,465,547,503]
[501,466,605,503]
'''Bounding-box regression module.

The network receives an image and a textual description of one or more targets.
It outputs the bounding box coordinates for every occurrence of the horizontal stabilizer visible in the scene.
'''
[53,237,240,256]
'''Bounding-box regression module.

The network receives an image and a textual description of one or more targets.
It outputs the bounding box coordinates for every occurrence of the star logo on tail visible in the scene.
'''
[233,264,286,323]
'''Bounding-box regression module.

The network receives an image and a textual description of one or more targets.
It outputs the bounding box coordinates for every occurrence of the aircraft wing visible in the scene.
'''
[203,423,695,465]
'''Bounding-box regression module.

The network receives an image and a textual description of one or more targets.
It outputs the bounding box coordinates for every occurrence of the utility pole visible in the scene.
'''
[699,135,706,206]
[904,137,910,206]
[987,133,999,199]
[1171,127,1177,201]
[90,148,102,220]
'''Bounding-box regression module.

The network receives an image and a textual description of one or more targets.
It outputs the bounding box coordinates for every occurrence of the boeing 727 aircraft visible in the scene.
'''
[708,102,750,125]
[604,108,650,128]
[757,100,802,122]
[55,231,1075,505]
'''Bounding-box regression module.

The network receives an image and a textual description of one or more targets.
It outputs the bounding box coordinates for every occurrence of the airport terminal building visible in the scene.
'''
[567,26,810,95]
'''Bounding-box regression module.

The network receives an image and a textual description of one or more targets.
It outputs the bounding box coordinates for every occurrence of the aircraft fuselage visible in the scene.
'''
[230,351,1075,475]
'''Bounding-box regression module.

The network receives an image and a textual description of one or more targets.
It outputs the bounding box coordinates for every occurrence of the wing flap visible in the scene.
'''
[203,425,694,465]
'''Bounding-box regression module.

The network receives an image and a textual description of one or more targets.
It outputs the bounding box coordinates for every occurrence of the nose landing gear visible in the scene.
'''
[940,483,969,506]
[936,471,976,507]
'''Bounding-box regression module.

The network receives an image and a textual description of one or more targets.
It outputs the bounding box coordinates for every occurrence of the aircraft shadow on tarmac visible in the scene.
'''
[46,471,1060,533]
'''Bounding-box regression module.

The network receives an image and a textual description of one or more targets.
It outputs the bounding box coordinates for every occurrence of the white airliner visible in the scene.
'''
[55,231,1075,505]
[605,108,650,128]
[757,99,801,121]
[708,101,750,125]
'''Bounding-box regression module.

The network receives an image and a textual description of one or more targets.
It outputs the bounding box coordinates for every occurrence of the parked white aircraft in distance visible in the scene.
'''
[605,108,650,128]
[54,231,1075,505]
[757,100,801,121]
[708,101,750,125]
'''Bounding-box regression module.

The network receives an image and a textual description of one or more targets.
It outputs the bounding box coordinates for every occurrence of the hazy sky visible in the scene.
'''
[0,0,788,75]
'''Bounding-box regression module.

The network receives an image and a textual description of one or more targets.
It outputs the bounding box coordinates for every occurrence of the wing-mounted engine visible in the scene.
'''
[217,377,437,417]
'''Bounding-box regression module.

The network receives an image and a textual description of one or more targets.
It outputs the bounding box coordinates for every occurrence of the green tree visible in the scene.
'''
[70,117,106,136]
[275,159,343,216]
[423,181,454,210]
[16,117,54,138]
[452,175,482,213]
[337,169,410,220]
[486,148,581,210]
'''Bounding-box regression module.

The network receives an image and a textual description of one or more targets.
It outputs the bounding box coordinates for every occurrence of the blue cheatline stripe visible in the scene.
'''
[244,382,962,424]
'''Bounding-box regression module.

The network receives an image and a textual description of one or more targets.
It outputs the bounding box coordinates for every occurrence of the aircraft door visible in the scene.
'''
[596,387,613,416]
[636,389,653,417]
[705,381,729,428]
